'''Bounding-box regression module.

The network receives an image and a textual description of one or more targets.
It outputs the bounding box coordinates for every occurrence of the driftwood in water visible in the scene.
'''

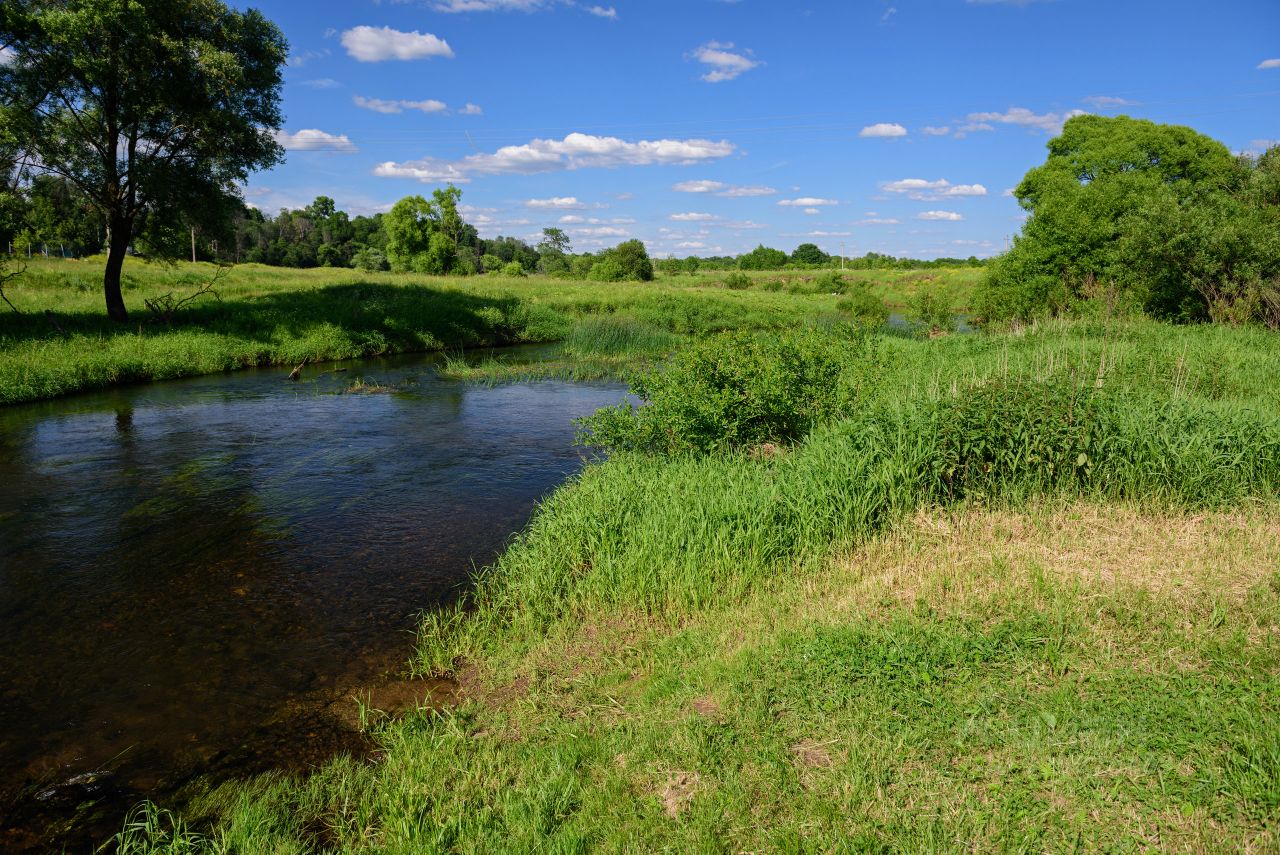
[288,357,308,381]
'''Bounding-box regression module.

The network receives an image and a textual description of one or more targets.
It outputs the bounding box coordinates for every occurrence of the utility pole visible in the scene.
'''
[840,242,846,271]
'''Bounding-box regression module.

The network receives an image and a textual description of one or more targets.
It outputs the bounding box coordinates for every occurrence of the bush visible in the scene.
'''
[501,261,526,278]
[814,270,850,294]
[588,258,626,282]
[836,286,889,325]
[723,272,752,290]
[351,247,389,272]
[577,326,880,454]
[908,288,954,334]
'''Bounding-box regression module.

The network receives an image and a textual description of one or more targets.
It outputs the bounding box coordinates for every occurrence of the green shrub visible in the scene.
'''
[501,261,526,278]
[814,270,850,294]
[577,326,880,454]
[723,272,752,290]
[836,286,889,325]
[908,287,955,333]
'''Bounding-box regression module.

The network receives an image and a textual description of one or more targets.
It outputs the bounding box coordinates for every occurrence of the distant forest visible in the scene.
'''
[0,180,984,275]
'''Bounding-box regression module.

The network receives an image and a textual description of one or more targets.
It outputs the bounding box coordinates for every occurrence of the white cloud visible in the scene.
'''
[354,96,447,114]
[1082,95,1136,108]
[1258,58,1280,70]
[670,212,716,222]
[881,178,988,199]
[434,0,546,10]
[672,179,776,196]
[922,126,951,136]
[271,129,357,153]
[691,41,761,83]
[301,78,341,89]
[586,5,617,18]
[802,208,821,215]
[341,26,454,62]
[460,103,484,115]
[859,123,907,138]
[966,106,1088,134]
[375,132,735,182]
[1244,139,1279,156]
[571,226,629,237]
[0,46,15,66]
[675,241,706,249]
[525,196,586,209]
[918,210,964,221]
[855,218,901,225]
[778,197,837,207]
[1002,187,1016,197]
[807,230,851,237]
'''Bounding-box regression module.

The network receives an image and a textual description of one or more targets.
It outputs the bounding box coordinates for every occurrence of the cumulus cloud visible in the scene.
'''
[434,0,547,10]
[802,208,821,215]
[881,178,988,199]
[271,129,357,153]
[374,132,735,183]
[918,210,964,221]
[690,41,761,83]
[778,197,837,207]
[354,96,447,114]
[341,26,454,62]
[859,123,907,138]
[460,103,483,115]
[855,218,901,225]
[672,179,776,196]
[921,126,951,136]
[966,106,1087,134]
[586,5,617,18]
[525,196,587,209]
[1258,58,1280,70]
[670,212,716,221]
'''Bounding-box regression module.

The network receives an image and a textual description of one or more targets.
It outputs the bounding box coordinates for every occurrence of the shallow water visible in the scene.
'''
[0,351,623,849]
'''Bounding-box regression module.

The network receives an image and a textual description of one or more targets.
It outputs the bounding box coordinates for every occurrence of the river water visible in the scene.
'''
[0,352,623,850]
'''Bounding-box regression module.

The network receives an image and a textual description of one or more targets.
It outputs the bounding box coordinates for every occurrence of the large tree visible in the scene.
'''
[0,0,287,320]
[979,115,1280,324]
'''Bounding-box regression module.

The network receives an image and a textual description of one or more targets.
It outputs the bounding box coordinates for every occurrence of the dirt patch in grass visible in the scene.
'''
[660,771,701,818]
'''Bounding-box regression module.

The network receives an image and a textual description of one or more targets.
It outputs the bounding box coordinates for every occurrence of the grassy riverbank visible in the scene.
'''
[0,258,982,405]
[110,316,1280,853]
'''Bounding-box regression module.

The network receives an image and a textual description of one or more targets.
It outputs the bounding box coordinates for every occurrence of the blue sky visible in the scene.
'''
[242,0,1280,259]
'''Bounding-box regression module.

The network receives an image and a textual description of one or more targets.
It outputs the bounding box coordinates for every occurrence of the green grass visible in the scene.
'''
[106,314,1280,852]
[0,258,856,404]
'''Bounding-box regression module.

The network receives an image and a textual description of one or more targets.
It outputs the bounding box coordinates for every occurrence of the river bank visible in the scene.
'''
[0,258,973,405]
[106,315,1280,852]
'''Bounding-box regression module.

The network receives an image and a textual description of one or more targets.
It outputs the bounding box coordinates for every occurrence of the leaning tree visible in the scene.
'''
[0,0,288,320]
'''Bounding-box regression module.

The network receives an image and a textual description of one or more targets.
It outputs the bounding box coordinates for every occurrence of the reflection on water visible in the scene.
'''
[0,352,623,850]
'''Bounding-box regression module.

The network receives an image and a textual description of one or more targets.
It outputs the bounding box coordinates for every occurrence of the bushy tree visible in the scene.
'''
[589,239,653,282]
[384,186,472,275]
[790,242,829,266]
[978,115,1279,325]
[738,244,788,270]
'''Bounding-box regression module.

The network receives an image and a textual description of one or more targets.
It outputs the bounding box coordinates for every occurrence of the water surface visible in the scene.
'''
[0,352,623,849]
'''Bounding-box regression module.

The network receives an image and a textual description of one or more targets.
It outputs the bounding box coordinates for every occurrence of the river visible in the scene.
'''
[0,351,624,850]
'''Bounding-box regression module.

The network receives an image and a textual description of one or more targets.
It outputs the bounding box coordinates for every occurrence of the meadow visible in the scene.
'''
[0,258,985,404]
[90,293,1280,852]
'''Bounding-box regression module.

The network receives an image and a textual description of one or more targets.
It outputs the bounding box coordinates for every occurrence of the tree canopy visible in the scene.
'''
[979,115,1280,326]
[0,0,288,319]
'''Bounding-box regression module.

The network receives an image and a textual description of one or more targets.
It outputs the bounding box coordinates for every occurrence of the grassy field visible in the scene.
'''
[0,258,982,404]
[102,312,1280,853]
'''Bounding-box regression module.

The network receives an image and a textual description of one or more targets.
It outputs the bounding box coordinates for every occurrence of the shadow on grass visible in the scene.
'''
[0,282,566,352]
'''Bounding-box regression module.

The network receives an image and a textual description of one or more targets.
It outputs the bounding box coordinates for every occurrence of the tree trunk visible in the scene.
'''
[103,218,130,322]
